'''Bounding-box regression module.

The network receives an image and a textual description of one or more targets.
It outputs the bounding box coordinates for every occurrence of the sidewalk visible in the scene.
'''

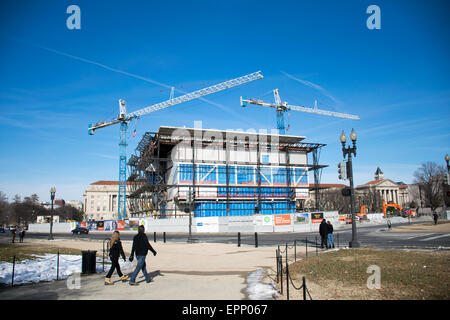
[0,238,284,300]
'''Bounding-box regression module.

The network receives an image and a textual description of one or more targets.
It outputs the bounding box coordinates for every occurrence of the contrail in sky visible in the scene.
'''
[280,70,342,106]
[12,38,254,122]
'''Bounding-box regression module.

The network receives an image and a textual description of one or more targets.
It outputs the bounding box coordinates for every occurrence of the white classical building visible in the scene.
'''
[356,167,409,207]
[83,181,130,220]
[67,200,83,211]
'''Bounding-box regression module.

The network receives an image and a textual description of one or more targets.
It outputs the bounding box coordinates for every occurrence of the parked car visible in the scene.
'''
[72,227,89,235]
[0,227,5,233]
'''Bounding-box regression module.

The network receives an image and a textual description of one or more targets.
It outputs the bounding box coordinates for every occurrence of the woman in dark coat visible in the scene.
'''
[105,231,129,285]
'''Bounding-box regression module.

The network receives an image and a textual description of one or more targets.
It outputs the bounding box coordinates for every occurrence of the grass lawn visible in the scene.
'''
[0,243,85,263]
[285,248,450,300]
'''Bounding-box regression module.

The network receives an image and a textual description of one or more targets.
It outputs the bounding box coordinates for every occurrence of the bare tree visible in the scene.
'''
[356,187,382,213]
[0,191,8,225]
[31,194,39,204]
[13,194,21,203]
[413,162,446,213]
[319,189,350,214]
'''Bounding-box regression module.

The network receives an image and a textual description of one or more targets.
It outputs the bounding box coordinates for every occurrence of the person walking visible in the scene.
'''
[129,225,157,285]
[105,231,129,285]
[319,219,329,249]
[327,221,335,249]
[433,212,439,225]
[11,226,16,243]
[19,227,25,243]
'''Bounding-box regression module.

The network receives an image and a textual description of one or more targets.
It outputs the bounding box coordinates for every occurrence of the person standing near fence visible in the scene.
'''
[319,219,329,249]
[19,227,25,243]
[129,225,157,286]
[327,221,335,249]
[105,231,129,285]
[11,226,16,243]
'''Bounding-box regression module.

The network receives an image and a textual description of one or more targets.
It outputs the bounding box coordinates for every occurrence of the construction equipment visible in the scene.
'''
[88,71,264,220]
[382,200,403,218]
[403,208,417,218]
[357,205,368,218]
[240,89,360,134]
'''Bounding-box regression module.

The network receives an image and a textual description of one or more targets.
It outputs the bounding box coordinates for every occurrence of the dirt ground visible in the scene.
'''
[274,248,450,300]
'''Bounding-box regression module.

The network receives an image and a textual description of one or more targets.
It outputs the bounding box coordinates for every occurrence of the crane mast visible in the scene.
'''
[240,88,359,134]
[89,71,263,220]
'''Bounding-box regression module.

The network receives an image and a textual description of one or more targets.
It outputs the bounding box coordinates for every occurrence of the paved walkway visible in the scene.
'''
[0,238,287,300]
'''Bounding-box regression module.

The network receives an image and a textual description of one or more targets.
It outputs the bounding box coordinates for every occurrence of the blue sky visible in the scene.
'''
[0,0,449,202]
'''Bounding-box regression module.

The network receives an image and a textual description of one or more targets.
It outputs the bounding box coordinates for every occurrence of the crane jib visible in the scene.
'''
[127,71,263,119]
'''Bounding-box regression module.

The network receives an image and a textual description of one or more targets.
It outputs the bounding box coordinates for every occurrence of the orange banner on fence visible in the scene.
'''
[117,220,125,231]
[274,214,291,226]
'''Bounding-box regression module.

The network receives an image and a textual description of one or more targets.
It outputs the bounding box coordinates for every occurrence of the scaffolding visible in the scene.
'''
[127,126,327,218]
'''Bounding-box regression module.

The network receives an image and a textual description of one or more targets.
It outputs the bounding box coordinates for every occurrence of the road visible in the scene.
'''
[2,220,449,249]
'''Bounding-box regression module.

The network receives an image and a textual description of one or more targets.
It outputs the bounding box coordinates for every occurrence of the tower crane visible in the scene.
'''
[240,89,360,134]
[88,71,264,220]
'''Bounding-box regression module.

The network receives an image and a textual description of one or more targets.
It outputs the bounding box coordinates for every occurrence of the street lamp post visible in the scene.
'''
[187,186,194,243]
[340,129,360,248]
[49,187,56,240]
[445,154,449,216]
[445,154,449,176]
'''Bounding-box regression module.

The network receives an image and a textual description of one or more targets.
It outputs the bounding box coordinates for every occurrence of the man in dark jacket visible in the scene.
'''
[129,225,157,285]
[433,213,439,225]
[319,219,329,249]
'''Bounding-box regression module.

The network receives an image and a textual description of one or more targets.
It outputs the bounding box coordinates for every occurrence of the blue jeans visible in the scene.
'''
[328,233,334,247]
[130,255,150,283]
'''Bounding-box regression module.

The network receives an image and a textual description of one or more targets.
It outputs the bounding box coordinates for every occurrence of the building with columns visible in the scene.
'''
[83,181,129,220]
[356,167,409,208]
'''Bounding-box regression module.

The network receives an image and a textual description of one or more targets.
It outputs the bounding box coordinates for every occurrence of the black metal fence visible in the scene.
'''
[275,244,313,300]
[272,234,342,300]
[6,251,85,287]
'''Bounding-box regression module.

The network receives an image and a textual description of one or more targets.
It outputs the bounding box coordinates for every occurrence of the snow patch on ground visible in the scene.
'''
[246,269,278,300]
[0,254,105,285]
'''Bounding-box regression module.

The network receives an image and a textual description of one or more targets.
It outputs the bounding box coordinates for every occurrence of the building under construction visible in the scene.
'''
[127,126,326,218]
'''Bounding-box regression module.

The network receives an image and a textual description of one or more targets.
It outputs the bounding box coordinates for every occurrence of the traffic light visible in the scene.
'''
[341,187,351,197]
[338,161,347,180]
